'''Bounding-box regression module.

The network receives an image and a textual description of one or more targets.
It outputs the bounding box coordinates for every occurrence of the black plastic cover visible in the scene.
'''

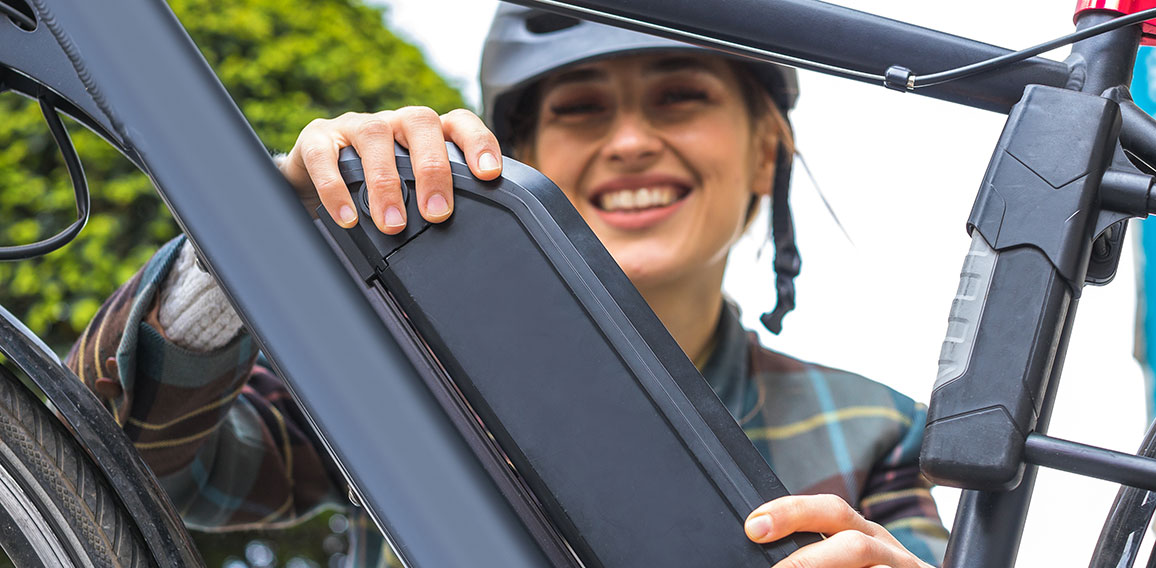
[321,144,816,567]
[966,85,1120,292]
[923,86,1119,491]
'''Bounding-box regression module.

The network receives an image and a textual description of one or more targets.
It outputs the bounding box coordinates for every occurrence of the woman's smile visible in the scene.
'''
[587,174,694,231]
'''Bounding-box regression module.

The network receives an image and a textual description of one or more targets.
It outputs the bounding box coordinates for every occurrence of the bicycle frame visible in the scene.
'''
[3,0,1156,566]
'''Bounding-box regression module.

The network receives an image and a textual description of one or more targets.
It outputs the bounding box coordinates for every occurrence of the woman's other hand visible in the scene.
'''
[279,107,503,234]
[746,495,934,568]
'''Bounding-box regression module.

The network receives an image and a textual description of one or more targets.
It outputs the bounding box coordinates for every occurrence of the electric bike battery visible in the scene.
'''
[319,143,816,567]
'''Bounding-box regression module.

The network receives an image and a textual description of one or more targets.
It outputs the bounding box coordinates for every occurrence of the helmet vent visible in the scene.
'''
[525,11,580,34]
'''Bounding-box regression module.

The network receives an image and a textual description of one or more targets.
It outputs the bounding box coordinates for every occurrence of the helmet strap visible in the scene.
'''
[759,142,801,335]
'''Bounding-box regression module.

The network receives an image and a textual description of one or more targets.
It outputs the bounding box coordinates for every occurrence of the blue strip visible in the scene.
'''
[805,366,858,499]
[1133,47,1156,420]
[1143,220,1156,419]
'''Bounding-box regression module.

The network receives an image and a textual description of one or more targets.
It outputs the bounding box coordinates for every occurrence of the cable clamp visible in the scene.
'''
[883,66,914,92]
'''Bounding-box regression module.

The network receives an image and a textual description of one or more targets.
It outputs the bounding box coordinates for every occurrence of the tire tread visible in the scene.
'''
[0,374,151,568]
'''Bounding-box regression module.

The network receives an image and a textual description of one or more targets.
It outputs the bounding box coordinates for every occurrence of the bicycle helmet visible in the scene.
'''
[480,4,801,333]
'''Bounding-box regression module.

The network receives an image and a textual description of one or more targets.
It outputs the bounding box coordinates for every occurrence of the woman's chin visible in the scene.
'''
[610,252,681,289]
[597,231,716,292]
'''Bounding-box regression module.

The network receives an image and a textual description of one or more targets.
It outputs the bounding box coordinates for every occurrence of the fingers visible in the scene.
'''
[346,112,405,234]
[296,119,358,229]
[747,495,931,568]
[747,494,887,544]
[392,107,504,224]
[770,530,916,568]
[441,108,503,180]
[393,106,454,223]
[287,106,502,231]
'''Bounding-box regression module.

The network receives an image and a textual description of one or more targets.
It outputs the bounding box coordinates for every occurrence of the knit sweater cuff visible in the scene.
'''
[157,241,243,352]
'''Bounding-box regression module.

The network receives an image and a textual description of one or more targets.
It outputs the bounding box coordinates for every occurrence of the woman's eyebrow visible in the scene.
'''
[642,56,716,76]
[543,67,607,89]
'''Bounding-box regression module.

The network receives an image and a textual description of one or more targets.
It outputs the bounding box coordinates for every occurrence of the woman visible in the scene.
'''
[68,5,946,567]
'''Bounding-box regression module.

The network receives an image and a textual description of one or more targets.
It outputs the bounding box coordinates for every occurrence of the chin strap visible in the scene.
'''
[760,143,800,335]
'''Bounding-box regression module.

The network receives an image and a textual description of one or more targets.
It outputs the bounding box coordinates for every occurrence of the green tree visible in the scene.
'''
[0,0,465,352]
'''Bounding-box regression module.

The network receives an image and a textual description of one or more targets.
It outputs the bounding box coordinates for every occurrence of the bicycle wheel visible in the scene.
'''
[0,365,150,567]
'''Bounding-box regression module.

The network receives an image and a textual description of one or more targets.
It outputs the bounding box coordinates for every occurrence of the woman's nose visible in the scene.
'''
[600,112,662,167]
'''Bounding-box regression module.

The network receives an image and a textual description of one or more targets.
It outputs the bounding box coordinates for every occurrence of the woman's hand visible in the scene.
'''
[278,107,503,234]
[745,495,934,568]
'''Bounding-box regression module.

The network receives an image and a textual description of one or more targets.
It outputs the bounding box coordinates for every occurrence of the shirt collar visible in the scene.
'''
[699,301,751,407]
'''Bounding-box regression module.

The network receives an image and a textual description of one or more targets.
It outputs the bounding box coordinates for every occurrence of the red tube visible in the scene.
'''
[1075,0,1156,45]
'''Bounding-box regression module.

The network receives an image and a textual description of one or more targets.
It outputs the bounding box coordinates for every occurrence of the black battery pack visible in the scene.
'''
[318,143,817,567]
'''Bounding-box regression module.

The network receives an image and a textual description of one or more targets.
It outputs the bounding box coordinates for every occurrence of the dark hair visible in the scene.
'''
[728,61,795,157]
[506,83,542,160]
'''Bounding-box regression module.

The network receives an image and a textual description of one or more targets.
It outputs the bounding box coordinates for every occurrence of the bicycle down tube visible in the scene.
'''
[7,0,1156,566]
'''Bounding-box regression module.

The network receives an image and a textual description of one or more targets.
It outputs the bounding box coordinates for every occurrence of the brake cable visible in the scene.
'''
[0,98,90,261]
[900,7,1156,90]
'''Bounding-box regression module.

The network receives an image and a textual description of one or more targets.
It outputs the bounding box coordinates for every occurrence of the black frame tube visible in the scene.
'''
[943,480,1039,568]
[1024,434,1156,493]
[1119,95,1156,172]
[505,0,1070,113]
[0,12,132,163]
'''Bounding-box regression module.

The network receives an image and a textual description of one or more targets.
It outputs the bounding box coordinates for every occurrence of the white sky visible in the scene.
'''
[374,1,1151,564]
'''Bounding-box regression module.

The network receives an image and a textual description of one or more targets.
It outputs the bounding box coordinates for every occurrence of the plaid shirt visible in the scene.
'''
[67,235,947,566]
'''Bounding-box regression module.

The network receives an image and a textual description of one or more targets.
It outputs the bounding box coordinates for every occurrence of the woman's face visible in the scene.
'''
[529,53,780,290]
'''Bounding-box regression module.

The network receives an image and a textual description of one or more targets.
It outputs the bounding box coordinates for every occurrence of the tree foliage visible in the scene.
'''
[0,0,464,351]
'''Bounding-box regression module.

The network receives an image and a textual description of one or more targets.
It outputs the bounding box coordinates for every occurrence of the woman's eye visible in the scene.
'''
[658,89,708,106]
[549,101,605,116]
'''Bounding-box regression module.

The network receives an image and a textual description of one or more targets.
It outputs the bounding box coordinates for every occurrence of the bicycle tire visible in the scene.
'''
[0,365,150,568]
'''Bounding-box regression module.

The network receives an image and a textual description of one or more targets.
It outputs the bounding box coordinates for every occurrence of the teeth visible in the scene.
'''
[598,187,680,212]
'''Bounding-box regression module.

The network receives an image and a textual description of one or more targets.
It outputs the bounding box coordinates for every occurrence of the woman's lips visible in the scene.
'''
[587,176,693,231]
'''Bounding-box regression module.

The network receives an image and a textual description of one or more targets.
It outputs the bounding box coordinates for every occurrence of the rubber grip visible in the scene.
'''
[935,234,998,393]
[921,237,1072,491]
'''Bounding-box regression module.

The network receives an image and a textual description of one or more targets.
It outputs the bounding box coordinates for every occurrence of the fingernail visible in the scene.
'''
[339,205,357,225]
[384,206,405,228]
[746,515,772,540]
[478,151,499,172]
[426,194,449,217]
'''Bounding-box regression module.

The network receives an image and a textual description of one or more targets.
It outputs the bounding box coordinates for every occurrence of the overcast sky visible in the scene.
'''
[372,1,1152,564]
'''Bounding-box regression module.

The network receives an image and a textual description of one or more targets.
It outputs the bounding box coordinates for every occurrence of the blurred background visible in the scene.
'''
[1,0,1153,565]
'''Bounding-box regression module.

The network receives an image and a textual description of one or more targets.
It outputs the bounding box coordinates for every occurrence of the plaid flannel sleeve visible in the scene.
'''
[857,401,949,565]
[65,235,345,529]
